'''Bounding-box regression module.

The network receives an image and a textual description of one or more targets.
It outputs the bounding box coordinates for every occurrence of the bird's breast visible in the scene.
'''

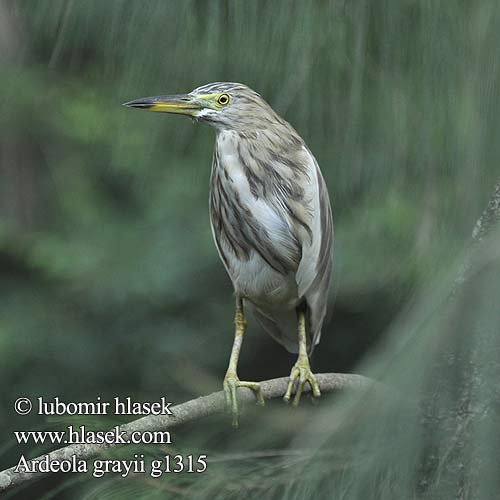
[210,131,301,306]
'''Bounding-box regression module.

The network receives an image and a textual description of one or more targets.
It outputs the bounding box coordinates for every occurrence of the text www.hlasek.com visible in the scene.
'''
[15,425,172,446]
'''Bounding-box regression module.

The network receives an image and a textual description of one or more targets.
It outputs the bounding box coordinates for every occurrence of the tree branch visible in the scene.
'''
[455,180,500,288]
[0,372,377,493]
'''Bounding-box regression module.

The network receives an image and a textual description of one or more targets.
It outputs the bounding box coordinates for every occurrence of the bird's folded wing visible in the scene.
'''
[294,150,333,348]
[294,151,333,297]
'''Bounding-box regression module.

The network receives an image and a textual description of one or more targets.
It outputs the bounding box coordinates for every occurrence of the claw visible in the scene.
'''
[223,372,265,428]
[283,359,321,406]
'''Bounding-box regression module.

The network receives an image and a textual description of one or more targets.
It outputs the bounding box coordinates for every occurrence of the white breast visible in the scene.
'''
[215,131,299,308]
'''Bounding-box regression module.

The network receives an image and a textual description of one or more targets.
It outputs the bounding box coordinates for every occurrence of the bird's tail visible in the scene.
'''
[250,304,319,354]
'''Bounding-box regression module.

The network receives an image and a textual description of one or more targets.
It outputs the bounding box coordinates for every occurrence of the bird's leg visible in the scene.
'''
[223,297,265,428]
[283,308,321,406]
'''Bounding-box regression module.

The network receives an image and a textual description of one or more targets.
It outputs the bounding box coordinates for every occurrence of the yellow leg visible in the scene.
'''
[283,308,321,406]
[223,297,264,428]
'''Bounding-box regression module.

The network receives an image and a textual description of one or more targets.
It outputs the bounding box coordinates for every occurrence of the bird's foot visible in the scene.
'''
[283,358,321,406]
[223,372,265,428]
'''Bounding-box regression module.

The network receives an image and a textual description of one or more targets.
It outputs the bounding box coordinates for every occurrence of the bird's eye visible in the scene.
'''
[217,94,230,106]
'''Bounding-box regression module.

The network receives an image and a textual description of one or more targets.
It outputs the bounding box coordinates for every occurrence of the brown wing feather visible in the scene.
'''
[305,166,333,353]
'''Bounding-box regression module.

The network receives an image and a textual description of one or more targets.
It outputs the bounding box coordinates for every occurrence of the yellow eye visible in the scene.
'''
[217,93,230,106]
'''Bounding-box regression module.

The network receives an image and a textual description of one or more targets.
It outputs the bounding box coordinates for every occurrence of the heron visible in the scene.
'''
[124,83,333,427]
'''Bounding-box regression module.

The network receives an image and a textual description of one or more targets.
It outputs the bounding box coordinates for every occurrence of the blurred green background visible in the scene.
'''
[1,1,500,498]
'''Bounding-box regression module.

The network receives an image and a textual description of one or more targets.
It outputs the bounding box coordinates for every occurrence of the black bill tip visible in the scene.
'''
[122,99,154,109]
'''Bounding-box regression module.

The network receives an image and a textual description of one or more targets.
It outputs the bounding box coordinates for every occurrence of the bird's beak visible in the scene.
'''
[122,94,202,116]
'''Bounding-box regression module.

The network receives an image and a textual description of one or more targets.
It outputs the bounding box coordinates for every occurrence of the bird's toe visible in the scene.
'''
[223,374,264,428]
[284,362,321,406]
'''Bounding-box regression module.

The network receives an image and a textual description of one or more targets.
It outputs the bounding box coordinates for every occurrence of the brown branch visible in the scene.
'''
[0,373,377,493]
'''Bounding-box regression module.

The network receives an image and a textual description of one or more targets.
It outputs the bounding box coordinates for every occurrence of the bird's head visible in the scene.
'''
[123,82,279,131]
